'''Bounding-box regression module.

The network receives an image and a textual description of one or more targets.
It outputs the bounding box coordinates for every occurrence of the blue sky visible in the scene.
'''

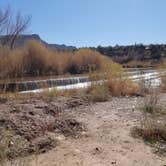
[0,0,166,47]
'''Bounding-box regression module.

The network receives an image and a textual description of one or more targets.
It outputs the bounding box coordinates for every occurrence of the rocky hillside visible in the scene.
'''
[0,34,76,50]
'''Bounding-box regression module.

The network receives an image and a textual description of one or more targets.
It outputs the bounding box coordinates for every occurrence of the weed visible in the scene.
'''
[107,78,140,97]
[132,119,166,144]
[131,90,166,155]
[86,83,110,102]
[141,90,160,114]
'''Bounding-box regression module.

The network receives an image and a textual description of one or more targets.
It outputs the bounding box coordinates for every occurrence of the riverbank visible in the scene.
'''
[0,93,166,166]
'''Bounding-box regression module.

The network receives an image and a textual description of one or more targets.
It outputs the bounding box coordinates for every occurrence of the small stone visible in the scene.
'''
[111,161,116,165]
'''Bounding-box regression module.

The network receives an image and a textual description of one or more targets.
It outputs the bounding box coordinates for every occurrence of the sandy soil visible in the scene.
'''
[28,96,166,166]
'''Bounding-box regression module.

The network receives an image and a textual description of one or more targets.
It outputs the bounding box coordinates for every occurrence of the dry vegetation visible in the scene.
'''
[0,40,103,79]
[159,61,165,91]
[86,58,141,101]
[158,60,166,92]
[131,91,166,155]
[0,39,141,98]
[123,60,154,68]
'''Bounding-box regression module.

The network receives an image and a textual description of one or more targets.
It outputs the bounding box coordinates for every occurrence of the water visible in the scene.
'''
[19,68,166,94]
[127,69,166,87]
[0,76,89,92]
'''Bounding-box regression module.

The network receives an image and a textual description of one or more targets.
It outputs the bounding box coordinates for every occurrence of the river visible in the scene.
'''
[19,68,166,94]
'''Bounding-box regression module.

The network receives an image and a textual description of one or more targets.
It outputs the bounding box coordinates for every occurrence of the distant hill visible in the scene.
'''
[0,34,166,67]
[0,34,76,50]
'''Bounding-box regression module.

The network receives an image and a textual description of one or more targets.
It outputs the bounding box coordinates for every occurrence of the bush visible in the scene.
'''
[132,120,166,143]
[86,83,110,102]
[161,75,166,92]
[23,40,50,76]
[0,42,105,79]
[131,91,166,155]
[159,60,166,91]
[0,49,24,78]
[107,78,140,96]
[141,90,161,114]
[88,58,140,97]
[69,49,102,74]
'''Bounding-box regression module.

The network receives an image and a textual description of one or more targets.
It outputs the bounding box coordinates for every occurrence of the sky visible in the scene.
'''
[0,0,166,47]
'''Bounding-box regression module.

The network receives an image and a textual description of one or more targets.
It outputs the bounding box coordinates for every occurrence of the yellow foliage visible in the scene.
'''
[107,78,140,96]
[0,41,105,79]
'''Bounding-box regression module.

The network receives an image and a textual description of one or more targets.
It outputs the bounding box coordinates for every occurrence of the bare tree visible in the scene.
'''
[0,6,31,49]
[0,6,10,33]
[8,12,31,49]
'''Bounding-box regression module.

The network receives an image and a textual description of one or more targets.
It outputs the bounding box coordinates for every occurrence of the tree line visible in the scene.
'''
[95,44,166,64]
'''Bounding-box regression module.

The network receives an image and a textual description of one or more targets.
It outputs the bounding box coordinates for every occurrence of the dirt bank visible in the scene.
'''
[1,94,166,165]
[30,95,166,166]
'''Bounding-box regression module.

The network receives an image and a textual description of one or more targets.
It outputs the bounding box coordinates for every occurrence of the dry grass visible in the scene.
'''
[161,75,166,92]
[132,120,166,144]
[141,91,160,114]
[0,40,141,98]
[0,129,32,166]
[131,115,166,156]
[41,88,83,99]
[131,91,166,155]
[88,57,140,97]
[69,49,102,74]
[0,48,24,78]
[159,60,166,91]
[107,78,140,96]
[123,60,153,68]
[0,41,104,79]
[86,83,110,102]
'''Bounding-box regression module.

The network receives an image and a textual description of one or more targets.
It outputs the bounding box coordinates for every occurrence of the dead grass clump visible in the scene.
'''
[107,78,140,96]
[132,120,166,144]
[131,117,166,156]
[131,90,166,155]
[142,93,159,114]
[140,90,164,114]
[69,49,102,74]
[161,75,166,92]
[41,89,59,98]
[131,114,166,155]
[88,59,140,98]
[86,83,110,102]
[159,60,166,91]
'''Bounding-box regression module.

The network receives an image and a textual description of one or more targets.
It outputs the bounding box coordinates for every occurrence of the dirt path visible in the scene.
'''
[30,97,166,166]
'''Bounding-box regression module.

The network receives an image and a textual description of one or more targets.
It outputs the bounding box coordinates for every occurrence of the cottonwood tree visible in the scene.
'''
[0,6,31,49]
